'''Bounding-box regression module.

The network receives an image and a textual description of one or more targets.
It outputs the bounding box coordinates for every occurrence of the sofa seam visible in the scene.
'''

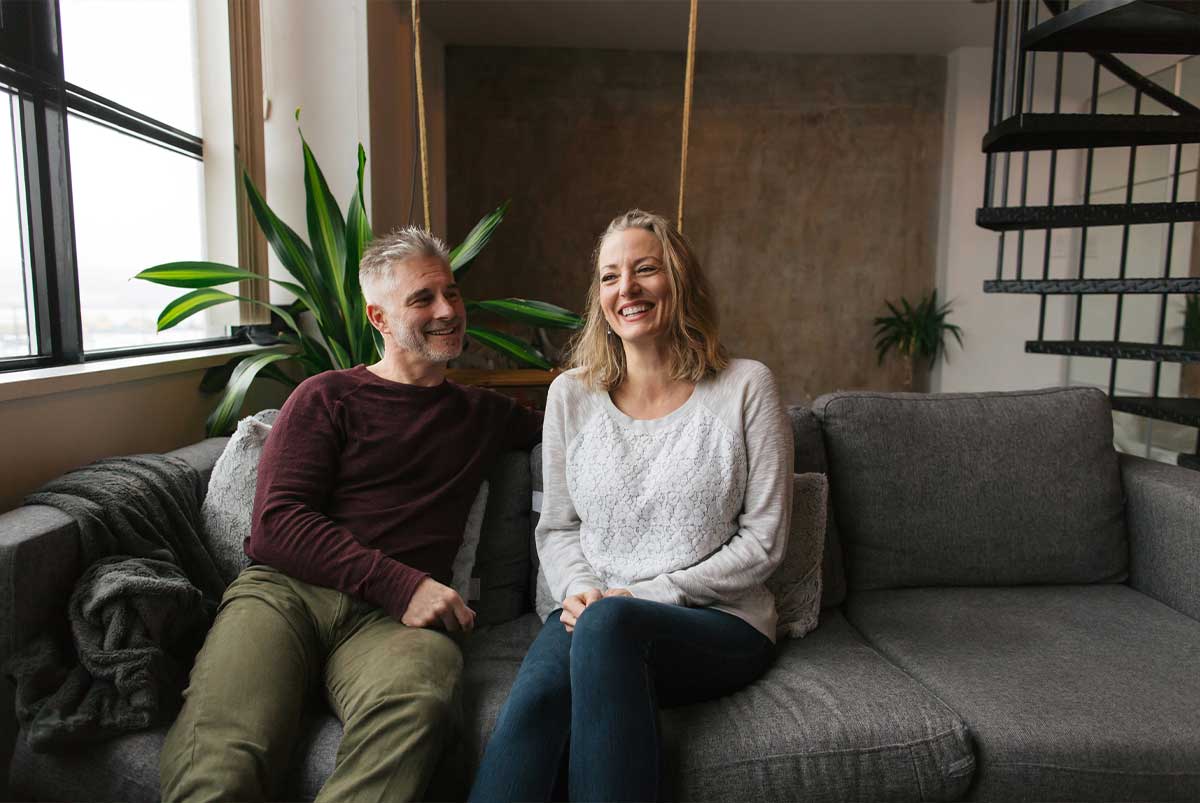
[814,386,1106,425]
[989,761,1200,778]
[686,723,970,769]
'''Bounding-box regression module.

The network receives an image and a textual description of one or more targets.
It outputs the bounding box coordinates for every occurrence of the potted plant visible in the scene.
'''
[873,290,963,392]
[135,119,581,435]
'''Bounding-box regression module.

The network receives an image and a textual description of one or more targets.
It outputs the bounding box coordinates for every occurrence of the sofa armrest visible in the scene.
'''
[0,505,84,792]
[1120,453,1200,622]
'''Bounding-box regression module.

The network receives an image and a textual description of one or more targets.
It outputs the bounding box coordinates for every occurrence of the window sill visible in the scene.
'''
[0,343,278,404]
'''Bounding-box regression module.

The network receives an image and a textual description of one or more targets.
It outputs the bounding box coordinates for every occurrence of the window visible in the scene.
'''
[0,0,241,371]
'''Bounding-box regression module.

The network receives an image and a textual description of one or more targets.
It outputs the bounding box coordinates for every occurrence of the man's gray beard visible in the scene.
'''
[392,322,463,363]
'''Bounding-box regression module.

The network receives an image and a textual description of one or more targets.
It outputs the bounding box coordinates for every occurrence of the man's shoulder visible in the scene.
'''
[283,367,372,414]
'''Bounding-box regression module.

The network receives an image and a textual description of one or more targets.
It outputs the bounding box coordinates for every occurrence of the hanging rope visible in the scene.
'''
[677,0,698,232]
[412,0,432,231]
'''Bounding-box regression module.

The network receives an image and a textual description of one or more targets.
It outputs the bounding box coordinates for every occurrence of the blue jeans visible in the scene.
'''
[468,596,774,802]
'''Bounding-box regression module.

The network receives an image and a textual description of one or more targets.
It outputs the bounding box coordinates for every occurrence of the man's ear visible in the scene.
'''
[366,302,388,334]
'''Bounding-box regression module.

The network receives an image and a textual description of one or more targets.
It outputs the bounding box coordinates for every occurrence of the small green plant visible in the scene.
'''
[135,115,581,435]
[1182,295,1200,350]
[873,290,963,369]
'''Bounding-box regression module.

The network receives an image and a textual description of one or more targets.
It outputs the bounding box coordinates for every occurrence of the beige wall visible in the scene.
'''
[0,368,288,513]
[444,48,946,403]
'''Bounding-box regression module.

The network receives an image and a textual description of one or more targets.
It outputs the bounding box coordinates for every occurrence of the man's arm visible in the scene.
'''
[246,380,468,627]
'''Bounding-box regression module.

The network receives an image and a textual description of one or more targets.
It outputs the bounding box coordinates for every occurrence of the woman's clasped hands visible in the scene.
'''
[559,587,633,632]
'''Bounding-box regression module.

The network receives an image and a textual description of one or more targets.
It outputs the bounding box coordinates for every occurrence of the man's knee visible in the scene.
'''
[347,627,462,720]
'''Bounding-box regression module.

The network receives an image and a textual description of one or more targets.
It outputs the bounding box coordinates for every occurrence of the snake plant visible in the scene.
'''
[135,120,581,435]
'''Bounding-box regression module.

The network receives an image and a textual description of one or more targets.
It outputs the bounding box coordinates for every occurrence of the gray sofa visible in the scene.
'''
[2,386,1198,801]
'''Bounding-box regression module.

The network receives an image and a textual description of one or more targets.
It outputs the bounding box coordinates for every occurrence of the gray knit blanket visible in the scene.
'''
[7,455,225,751]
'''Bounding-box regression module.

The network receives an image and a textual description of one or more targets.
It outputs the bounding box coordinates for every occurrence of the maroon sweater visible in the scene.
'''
[247,365,542,621]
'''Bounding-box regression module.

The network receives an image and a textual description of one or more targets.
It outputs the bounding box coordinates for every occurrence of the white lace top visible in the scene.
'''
[535,358,794,640]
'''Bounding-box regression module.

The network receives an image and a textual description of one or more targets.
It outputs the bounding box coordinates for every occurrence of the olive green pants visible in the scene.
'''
[160,565,463,803]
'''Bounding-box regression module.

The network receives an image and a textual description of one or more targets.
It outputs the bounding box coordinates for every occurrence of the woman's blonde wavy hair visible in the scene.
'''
[566,209,728,390]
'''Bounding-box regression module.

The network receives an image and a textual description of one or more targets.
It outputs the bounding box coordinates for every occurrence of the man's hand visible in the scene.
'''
[559,588,602,633]
[402,577,475,632]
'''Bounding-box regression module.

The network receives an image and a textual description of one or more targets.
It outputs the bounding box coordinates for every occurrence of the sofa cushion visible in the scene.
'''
[788,406,846,608]
[813,388,1127,590]
[846,585,1200,801]
[460,612,546,776]
[11,608,974,802]
[167,438,230,498]
[9,708,342,803]
[661,608,973,801]
[473,451,534,626]
[462,610,974,802]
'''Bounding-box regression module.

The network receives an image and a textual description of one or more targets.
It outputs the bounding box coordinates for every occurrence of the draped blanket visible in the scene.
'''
[7,455,225,751]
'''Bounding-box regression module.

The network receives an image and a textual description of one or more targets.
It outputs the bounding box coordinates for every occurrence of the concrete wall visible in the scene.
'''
[445,48,946,403]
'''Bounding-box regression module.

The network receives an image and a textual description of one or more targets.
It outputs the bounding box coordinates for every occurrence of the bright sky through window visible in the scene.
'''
[58,0,219,352]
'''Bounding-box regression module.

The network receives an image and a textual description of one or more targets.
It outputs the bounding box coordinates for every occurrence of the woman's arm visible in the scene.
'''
[624,364,793,607]
[535,376,606,602]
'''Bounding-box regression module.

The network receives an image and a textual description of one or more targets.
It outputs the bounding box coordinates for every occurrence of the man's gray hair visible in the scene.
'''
[359,226,450,307]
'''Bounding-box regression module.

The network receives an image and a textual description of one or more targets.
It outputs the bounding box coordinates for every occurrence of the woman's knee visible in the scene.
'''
[572,595,646,644]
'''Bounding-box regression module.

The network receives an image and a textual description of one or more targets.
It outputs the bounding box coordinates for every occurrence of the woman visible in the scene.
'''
[469,210,793,802]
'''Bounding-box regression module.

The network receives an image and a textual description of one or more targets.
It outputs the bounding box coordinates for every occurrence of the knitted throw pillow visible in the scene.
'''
[201,409,280,584]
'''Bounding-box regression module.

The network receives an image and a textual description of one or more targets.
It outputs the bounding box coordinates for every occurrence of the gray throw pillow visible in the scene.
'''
[766,473,827,639]
[451,482,489,602]
[201,409,280,584]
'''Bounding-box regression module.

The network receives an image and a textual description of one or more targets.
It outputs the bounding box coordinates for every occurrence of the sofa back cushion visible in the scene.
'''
[473,451,535,626]
[812,387,1128,590]
[788,407,846,608]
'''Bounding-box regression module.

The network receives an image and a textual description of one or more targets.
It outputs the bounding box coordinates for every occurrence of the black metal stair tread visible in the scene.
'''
[984,278,1200,294]
[1023,0,1200,55]
[1026,340,1200,362]
[977,202,1200,231]
[1110,395,1200,426]
[983,113,1200,153]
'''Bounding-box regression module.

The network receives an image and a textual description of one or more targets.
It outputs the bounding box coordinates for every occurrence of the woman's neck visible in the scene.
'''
[612,340,695,419]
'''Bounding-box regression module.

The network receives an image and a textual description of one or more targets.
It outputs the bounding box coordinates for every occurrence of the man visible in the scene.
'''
[160,228,543,802]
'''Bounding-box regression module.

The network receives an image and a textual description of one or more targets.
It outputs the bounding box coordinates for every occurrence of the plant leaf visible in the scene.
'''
[242,171,332,329]
[467,325,551,369]
[300,128,350,327]
[205,351,294,436]
[344,143,375,362]
[468,298,583,330]
[135,262,261,288]
[157,289,239,331]
[136,261,316,321]
[327,334,354,370]
[450,201,509,277]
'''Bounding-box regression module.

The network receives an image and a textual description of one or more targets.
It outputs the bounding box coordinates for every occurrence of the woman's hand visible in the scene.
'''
[559,588,603,633]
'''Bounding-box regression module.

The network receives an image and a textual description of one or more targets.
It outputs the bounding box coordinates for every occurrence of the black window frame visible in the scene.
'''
[0,0,245,373]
